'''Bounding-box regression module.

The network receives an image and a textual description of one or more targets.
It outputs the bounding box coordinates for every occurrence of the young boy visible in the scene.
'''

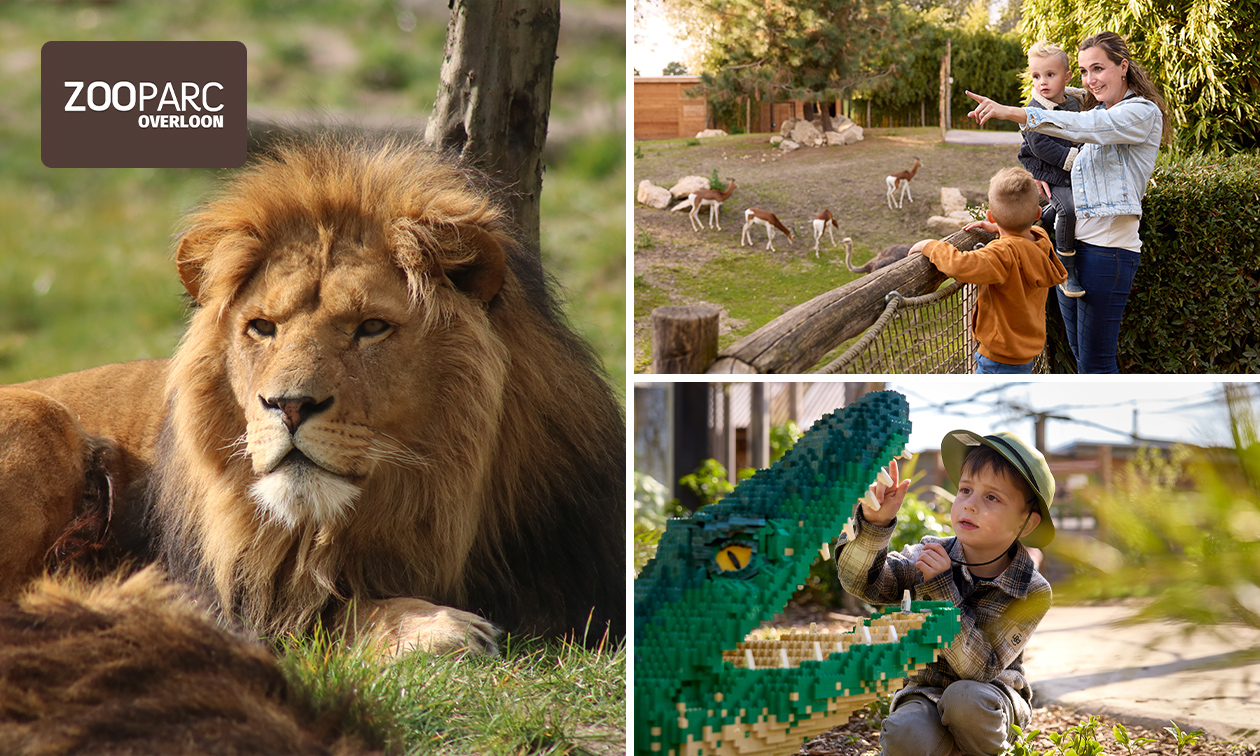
[1018,40,1085,298]
[909,167,1066,374]
[835,430,1055,756]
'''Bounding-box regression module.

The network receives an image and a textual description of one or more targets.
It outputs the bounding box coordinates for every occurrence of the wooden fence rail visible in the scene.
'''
[648,226,995,374]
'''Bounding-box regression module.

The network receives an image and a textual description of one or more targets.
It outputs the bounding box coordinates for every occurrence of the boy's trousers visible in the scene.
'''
[880,680,1031,756]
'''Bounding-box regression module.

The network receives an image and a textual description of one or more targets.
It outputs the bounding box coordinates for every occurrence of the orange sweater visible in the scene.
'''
[921,226,1067,365]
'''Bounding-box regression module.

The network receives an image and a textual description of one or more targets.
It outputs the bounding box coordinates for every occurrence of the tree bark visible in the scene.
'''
[425,0,560,256]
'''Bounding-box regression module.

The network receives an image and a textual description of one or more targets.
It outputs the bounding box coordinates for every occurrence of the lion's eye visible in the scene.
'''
[247,319,276,338]
[715,544,753,572]
[355,319,391,339]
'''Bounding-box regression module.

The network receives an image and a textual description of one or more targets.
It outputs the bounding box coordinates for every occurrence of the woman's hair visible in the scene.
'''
[1078,31,1172,145]
[1028,40,1070,74]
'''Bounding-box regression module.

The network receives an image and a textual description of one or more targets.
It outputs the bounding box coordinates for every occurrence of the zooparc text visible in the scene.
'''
[63,80,226,128]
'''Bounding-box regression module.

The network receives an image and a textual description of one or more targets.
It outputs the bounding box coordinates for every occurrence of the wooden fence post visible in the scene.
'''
[651,305,719,373]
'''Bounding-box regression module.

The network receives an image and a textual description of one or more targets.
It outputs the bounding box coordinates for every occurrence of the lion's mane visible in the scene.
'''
[148,135,624,643]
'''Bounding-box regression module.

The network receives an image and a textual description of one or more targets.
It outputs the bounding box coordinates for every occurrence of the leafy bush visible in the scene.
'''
[1042,152,1260,373]
[1125,152,1260,372]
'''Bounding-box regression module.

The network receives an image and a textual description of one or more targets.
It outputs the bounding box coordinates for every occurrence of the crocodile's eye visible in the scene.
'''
[715,544,753,572]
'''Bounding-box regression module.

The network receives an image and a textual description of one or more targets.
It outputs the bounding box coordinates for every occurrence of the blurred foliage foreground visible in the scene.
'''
[637,388,1260,647]
[1054,386,1260,639]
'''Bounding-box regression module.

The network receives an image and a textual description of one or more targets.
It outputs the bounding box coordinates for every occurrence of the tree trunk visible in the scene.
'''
[818,101,834,132]
[425,0,560,256]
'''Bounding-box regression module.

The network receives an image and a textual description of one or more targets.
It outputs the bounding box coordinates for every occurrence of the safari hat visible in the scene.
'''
[940,429,1056,548]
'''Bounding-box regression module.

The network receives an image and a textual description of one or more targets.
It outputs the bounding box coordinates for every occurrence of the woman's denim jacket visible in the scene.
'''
[1022,93,1161,218]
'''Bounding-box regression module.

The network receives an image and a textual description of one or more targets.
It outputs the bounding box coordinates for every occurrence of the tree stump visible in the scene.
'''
[651,306,719,374]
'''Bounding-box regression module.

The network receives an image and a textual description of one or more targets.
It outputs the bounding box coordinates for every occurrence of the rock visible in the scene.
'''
[779,139,801,152]
[832,114,855,130]
[941,187,967,216]
[824,131,845,146]
[789,119,824,147]
[637,180,673,209]
[839,124,864,145]
[779,118,799,138]
[770,135,784,146]
[927,215,967,236]
[948,210,974,223]
[669,175,709,199]
[696,129,728,138]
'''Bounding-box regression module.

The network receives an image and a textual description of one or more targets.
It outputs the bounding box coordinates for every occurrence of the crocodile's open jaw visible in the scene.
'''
[634,391,961,756]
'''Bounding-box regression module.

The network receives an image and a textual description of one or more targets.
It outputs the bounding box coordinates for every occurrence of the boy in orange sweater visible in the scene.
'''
[909,167,1067,374]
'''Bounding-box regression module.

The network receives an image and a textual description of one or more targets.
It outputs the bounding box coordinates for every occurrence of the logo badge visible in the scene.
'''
[42,41,246,168]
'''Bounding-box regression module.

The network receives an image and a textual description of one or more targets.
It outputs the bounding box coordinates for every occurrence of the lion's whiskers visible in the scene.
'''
[220,434,251,463]
[366,434,430,471]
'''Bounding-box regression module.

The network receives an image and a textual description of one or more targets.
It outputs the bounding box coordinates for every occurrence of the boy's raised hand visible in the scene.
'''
[962,219,999,234]
[859,458,911,528]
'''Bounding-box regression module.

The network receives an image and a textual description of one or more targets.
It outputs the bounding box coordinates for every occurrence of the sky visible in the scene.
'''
[886,379,1239,453]
[633,0,691,76]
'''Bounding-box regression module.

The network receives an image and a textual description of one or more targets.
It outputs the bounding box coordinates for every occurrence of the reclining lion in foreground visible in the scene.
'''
[0,135,625,657]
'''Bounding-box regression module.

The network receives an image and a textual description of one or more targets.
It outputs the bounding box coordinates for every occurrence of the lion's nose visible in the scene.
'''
[261,394,333,434]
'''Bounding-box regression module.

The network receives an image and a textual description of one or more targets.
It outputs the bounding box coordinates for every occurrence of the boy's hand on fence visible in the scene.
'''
[908,239,931,256]
[963,220,999,234]
[860,458,911,528]
[916,542,951,580]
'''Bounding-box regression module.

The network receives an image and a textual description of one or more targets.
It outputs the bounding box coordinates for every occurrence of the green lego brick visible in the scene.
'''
[634,392,961,756]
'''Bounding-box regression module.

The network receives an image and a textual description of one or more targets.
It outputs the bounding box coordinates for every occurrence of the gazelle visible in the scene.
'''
[687,179,738,231]
[741,207,794,251]
[843,238,913,273]
[885,158,922,209]
[812,209,840,255]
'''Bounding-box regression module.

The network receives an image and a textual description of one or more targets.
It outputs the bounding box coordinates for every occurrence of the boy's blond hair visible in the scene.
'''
[988,167,1041,231]
[1028,40,1070,73]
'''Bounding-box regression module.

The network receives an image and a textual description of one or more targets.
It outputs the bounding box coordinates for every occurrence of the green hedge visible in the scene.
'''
[1044,152,1260,373]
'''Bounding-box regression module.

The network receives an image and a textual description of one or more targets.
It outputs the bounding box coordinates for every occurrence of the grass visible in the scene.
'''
[280,630,626,755]
[633,129,1024,371]
[0,0,625,390]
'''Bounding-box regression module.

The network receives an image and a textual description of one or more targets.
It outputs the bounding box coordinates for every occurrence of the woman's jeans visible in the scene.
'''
[1056,240,1140,373]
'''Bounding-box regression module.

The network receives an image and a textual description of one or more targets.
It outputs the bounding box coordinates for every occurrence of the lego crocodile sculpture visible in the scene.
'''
[634,391,961,756]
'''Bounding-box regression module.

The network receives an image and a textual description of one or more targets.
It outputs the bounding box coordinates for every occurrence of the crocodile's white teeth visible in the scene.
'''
[863,490,882,511]
[820,542,831,561]
[900,449,914,460]
[877,468,894,487]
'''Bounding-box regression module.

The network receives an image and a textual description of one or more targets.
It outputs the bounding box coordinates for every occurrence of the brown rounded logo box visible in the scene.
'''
[41,41,246,169]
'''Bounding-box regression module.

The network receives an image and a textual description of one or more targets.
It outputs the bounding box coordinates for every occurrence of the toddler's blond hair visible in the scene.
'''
[988,167,1041,232]
[1028,40,1070,73]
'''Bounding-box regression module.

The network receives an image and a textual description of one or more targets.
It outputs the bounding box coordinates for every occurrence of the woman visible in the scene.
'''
[965,31,1171,373]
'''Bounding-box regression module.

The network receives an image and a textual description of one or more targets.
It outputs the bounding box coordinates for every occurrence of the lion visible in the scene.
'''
[0,568,373,754]
[0,135,625,656]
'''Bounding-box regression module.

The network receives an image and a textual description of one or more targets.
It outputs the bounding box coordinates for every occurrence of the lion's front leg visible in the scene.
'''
[338,597,502,658]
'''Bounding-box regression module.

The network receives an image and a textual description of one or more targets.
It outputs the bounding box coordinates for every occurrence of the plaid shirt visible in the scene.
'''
[835,506,1052,708]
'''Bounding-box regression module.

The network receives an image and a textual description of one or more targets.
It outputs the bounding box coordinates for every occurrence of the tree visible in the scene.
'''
[666,0,891,132]
[425,1,560,255]
[662,60,689,75]
[1021,0,1260,152]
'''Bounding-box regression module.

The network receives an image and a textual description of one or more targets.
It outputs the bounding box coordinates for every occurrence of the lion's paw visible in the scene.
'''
[350,597,502,658]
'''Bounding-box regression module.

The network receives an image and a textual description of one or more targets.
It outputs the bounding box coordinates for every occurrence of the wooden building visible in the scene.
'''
[633,76,708,140]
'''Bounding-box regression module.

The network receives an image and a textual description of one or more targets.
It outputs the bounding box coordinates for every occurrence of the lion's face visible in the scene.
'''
[211,228,505,530]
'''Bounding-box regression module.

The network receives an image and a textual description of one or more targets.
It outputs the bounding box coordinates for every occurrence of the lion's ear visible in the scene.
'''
[444,227,507,304]
[175,231,211,304]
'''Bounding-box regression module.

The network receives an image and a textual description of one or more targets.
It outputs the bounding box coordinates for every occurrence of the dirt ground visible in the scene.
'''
[632,127,1027,371]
